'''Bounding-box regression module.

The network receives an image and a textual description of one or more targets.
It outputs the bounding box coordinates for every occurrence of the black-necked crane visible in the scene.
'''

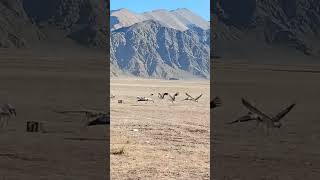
[86,113,110,126]
[211,97,222,109]
[136,96,154,103]
[168,92,179,103]
[0,104,16,128]
[53,109,107,124]
[158,93,169,99]
[229,98,296,135]
[184,93,203,102]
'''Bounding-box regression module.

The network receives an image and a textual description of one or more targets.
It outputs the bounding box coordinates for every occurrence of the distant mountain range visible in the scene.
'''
[0,2,209,79]
[213,0,320,63]
[4,1,319,79]
[111,8,209,31]
[0,0,107,50]
[110,8,210,79]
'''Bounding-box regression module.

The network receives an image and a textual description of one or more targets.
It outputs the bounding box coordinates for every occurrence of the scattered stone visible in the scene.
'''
[26,121,43,132]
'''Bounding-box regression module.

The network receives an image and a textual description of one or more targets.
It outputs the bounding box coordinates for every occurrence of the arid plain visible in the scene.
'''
[212,62,320,180]
[0,49,108,179]
[110,78,210,180]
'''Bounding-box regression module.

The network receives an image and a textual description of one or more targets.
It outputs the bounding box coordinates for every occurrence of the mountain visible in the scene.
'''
[0,0,43,48]
[213,0,320,63]
[110,8,146,31]
[110,20,210,79]
[110,8,209,31]
[0,0,107,50]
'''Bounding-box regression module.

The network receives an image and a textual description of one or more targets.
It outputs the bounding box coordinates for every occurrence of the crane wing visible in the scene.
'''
[228,115,257,124]
[272,103,296,122]
[241,98,271,120]
[185,93,194,100]
[194,94,203,101]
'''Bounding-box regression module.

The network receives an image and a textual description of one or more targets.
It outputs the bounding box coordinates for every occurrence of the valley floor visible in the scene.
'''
[212,62,320,180]
[0,50,108,179]
[110,78,210,180]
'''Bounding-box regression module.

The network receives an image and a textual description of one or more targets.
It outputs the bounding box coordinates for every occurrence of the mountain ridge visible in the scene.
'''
[110,19,210,79]
[213,0,320,62]
[110,8,210,32]
[0,0,108,51]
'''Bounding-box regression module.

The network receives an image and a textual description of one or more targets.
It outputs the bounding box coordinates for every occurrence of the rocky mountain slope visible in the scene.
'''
[0,0,107,50]
[23,0,107,49]
[0,0,43,48]
[111,8,209,31]
[213,0,320,62]
[110,20,210,79]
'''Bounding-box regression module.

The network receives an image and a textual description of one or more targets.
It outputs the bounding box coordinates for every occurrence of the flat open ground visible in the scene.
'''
[212,62,320,180]
[110,78,210,180]
[0,50,108,179]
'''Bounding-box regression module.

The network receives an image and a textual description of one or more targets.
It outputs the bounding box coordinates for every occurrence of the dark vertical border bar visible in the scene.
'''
[210,0,215,179]
[106,0,111,179]
[1,1,110,179]
[209,0,320,179]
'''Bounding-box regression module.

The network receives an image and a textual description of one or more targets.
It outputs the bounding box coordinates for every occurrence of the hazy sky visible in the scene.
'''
[110,0,210,21]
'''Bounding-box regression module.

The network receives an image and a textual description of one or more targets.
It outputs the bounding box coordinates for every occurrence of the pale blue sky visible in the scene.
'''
[110,0,210,21]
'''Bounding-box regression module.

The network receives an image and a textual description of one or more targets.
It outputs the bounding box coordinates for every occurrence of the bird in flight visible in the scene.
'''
[168,92,179,102]
[229,98,296,135]
[86,113,110,126]
[211,97,222,109]
[53,109,108,125]
[158,93,169,99]
[136,96,154,103]
[184,93,203,102]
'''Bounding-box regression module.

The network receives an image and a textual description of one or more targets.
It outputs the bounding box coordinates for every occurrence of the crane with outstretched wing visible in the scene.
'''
[184,93,203,102]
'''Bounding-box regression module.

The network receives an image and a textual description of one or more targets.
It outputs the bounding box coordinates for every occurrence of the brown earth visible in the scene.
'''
[212,62,320,180]
[110,78,210,180]
[0,49,108,179]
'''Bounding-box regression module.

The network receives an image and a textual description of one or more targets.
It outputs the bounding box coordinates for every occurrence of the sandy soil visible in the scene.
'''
[212,62,320,180]
[110,78,210,180]
[0,50,108,180]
